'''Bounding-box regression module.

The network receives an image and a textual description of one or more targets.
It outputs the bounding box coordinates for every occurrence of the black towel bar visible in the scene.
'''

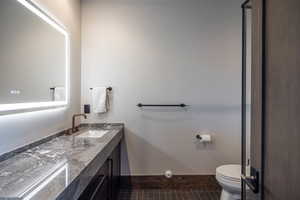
[137,103,187,108]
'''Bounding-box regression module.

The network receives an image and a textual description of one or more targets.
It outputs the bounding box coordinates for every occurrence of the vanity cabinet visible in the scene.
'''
[109,143,121,200]
[79,143,121,200]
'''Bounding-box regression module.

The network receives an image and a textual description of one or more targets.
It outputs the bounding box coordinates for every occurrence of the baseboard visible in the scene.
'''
[120,175,221,190]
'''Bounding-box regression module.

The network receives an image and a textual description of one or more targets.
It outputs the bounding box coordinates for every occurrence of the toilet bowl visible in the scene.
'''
[216,165,241,200]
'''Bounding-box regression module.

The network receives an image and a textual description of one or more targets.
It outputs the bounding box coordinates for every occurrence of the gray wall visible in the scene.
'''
[0,0,81,155]
[81,0,242,175]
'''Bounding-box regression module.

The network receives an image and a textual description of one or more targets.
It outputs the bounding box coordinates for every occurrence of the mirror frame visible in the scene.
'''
[0,0,70,114]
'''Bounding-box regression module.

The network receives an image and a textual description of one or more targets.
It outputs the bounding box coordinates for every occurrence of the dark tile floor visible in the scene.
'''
[118,189,221,200]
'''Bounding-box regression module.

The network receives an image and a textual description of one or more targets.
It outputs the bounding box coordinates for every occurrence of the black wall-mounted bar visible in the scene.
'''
[137,103,187,108]
[89,87,112,91]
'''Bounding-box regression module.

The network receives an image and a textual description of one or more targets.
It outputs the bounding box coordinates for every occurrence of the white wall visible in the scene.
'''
[81,0,242,175]
[0,0,81,155]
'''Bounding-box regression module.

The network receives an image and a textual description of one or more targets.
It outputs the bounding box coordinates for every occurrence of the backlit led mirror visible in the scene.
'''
[0,0,69,112]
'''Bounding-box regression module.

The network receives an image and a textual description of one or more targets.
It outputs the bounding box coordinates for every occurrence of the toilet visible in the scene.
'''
[216,164,241,200]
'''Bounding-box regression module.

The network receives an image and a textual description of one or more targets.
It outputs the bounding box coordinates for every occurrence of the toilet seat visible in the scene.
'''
[216,174,241,190]
[216,165,241,182]
[216,165,242,200]
[216,165,241,192]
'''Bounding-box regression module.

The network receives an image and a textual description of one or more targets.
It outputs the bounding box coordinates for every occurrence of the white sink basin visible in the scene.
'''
[77,130,110,138]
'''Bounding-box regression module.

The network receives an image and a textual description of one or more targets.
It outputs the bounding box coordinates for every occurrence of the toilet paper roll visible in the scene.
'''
[198,134,211,142]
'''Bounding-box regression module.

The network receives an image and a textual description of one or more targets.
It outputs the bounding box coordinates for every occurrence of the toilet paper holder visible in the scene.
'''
[196,135,203,140]
[195,134,212,142]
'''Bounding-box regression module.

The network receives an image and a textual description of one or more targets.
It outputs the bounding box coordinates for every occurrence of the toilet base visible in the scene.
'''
[220,190,241,200]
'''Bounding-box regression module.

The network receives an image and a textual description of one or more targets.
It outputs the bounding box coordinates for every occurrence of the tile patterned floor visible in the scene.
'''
[118,189,221,200]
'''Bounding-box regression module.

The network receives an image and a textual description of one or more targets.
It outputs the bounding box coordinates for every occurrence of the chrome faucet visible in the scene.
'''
[72,114,87,133]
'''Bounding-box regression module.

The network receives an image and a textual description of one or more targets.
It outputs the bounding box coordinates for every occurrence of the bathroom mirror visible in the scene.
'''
[0,0,69,112]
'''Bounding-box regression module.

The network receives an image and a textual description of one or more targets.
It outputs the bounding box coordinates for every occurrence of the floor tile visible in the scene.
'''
[118,189,221,200]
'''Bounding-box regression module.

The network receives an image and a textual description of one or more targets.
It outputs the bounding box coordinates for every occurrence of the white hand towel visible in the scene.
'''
[92,87,109,113]
[54,87,65,101]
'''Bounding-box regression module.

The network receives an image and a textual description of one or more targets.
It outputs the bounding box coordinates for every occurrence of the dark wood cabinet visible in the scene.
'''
[79,143,121,200]
[109,144,121,200]
[79,161,109,200]
[91,177,109,200]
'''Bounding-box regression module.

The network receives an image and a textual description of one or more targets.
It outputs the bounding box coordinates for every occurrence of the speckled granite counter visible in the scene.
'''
[0,124,124,200]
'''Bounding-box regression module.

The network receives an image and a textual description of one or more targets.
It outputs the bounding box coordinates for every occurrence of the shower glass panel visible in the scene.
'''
[241,1,260,199]
[245,2,252,178]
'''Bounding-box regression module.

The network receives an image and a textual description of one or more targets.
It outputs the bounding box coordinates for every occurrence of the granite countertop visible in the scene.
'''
[0,124,124,200]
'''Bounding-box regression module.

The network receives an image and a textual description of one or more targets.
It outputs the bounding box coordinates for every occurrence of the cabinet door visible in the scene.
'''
[79,161,109,200]
[91,177,109,200]
[109,143,121,200]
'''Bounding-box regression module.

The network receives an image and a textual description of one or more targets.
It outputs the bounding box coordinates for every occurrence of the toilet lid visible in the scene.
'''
[216,165,241,182]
